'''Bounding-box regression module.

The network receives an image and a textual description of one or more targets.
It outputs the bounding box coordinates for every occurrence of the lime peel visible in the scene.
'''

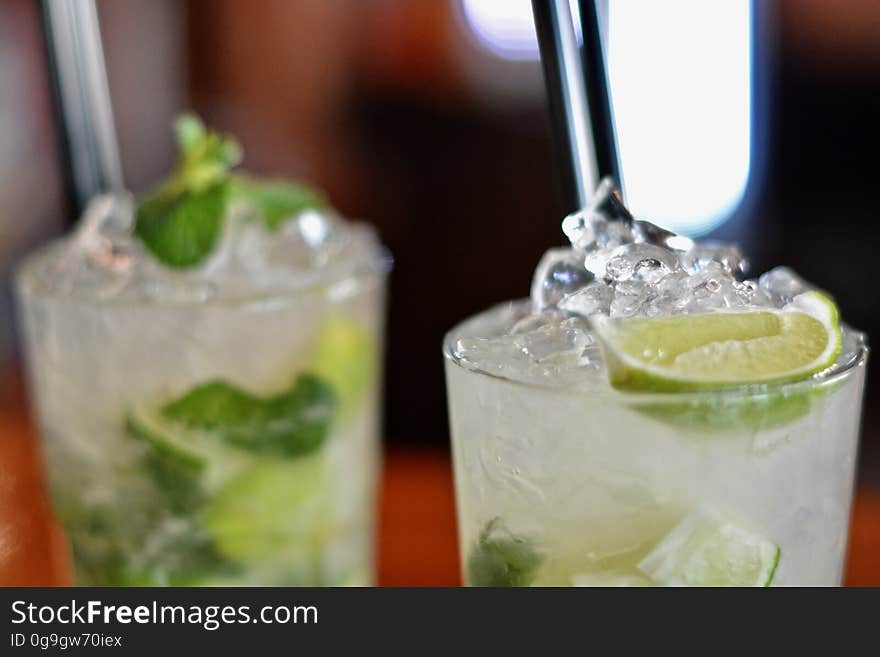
[593,291,842,392]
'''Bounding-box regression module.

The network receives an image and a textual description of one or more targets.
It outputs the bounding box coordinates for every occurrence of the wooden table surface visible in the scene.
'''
[2,412,878,586]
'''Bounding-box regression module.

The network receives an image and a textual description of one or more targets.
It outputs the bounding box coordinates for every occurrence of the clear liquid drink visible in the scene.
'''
[16,119,389,586]
[444,181,867,587]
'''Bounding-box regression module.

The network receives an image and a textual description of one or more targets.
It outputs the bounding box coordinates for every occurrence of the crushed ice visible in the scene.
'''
[533,177,802,318]
[25,193,380,303]
[458,178,823,383]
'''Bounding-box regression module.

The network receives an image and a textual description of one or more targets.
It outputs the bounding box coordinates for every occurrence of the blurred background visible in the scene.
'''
[0,0,878,583]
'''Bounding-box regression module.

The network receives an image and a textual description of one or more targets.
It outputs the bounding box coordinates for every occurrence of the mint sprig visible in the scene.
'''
[135,115,240,268]
[229,176,326,231]
[161,373,338,458]
[467,518,542,587]
[135,182,227,268]
[135,113,326,268]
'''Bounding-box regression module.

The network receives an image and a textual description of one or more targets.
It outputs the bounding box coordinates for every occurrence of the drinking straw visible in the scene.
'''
[41,0,124,216]
[531,0,622,212]
[577,0,622,190]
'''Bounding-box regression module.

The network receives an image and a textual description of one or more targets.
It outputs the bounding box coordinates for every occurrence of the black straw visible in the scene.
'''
[532,0,622,213]
[577,0,622,189]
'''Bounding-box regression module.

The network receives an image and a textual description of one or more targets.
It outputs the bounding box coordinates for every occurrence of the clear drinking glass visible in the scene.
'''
[444,301,868,586]
[16,200,389,586]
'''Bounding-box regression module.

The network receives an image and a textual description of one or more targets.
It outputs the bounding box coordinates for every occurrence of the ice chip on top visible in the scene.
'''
[530,249,594,311]
[532,177,777,318]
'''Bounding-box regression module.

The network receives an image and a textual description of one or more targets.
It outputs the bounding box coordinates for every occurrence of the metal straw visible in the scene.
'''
[41,0,124,216]
[577,0,622,191]
[532,0,622,213]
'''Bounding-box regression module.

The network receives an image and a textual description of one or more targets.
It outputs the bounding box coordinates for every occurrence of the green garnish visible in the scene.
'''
[135,182,228,268]
[467,518,543,587]
[125,413,206,514]
[203,457,330,565]
[135,115,240,268]
[135,113,326,267]
[229,176,326,231]
[162,373,338,458]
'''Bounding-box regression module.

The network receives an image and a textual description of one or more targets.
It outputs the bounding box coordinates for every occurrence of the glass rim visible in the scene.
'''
[443,300,869,402]
[15,237,392,310]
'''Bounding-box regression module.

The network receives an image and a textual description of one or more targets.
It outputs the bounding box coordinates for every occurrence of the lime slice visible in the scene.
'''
[571,571,652,587]
[202,457,333,565]
[593,291,841,392]
[127,405,208,472]
[638,511,780,586]
[311,317,377,415]
[633,390,816,432]
[126,404,249,493]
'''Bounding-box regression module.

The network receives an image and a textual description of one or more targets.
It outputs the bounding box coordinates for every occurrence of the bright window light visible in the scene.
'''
[459,0,580,61]
[458,0,754,237]
[607,1,752,235]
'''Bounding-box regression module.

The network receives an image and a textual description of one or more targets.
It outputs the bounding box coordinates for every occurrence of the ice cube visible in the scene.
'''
[633,258,674,285]
[558,281,613,316]
[74,194,135,241]
[515,316,592,363]
[681,262,742,311]
[730,278,777,308]
[508,311,566,336]
[561,181,635,268]
[604,244,681,284]
[74,194,137,273]
[31,194,143,300]
[530,248,594,311]
[513,316,604,378]
[561,178,634,249]
[456,315,602,384]
[758,267,813,305]
[235,209,341,272]
[644,271,691,316]
[454,335,529,380]
[641,262,749,315]
[680,240,749,277]
[610,279,653,317]
[631,219,692,252]
[141,275,218,303]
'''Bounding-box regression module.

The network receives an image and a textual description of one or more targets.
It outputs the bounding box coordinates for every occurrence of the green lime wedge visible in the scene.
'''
[637,511,780,586]
[311,317,377,416]
[571,571,652,587]
[127,405,209,472]
[632,390,816,432]
[126,404,250,507]
[202,457,333,565]
[593,291,841,392]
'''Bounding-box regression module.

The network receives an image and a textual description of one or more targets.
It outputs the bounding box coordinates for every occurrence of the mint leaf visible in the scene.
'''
[125,414,206,514]
[162,374,338,458]
[467,518,542,587]
[135,114,326,267]
[174,114,242,191]
[230,176,326,230]
[175,114,207,153]
[135,182,227,268]
[135,114,241,268]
